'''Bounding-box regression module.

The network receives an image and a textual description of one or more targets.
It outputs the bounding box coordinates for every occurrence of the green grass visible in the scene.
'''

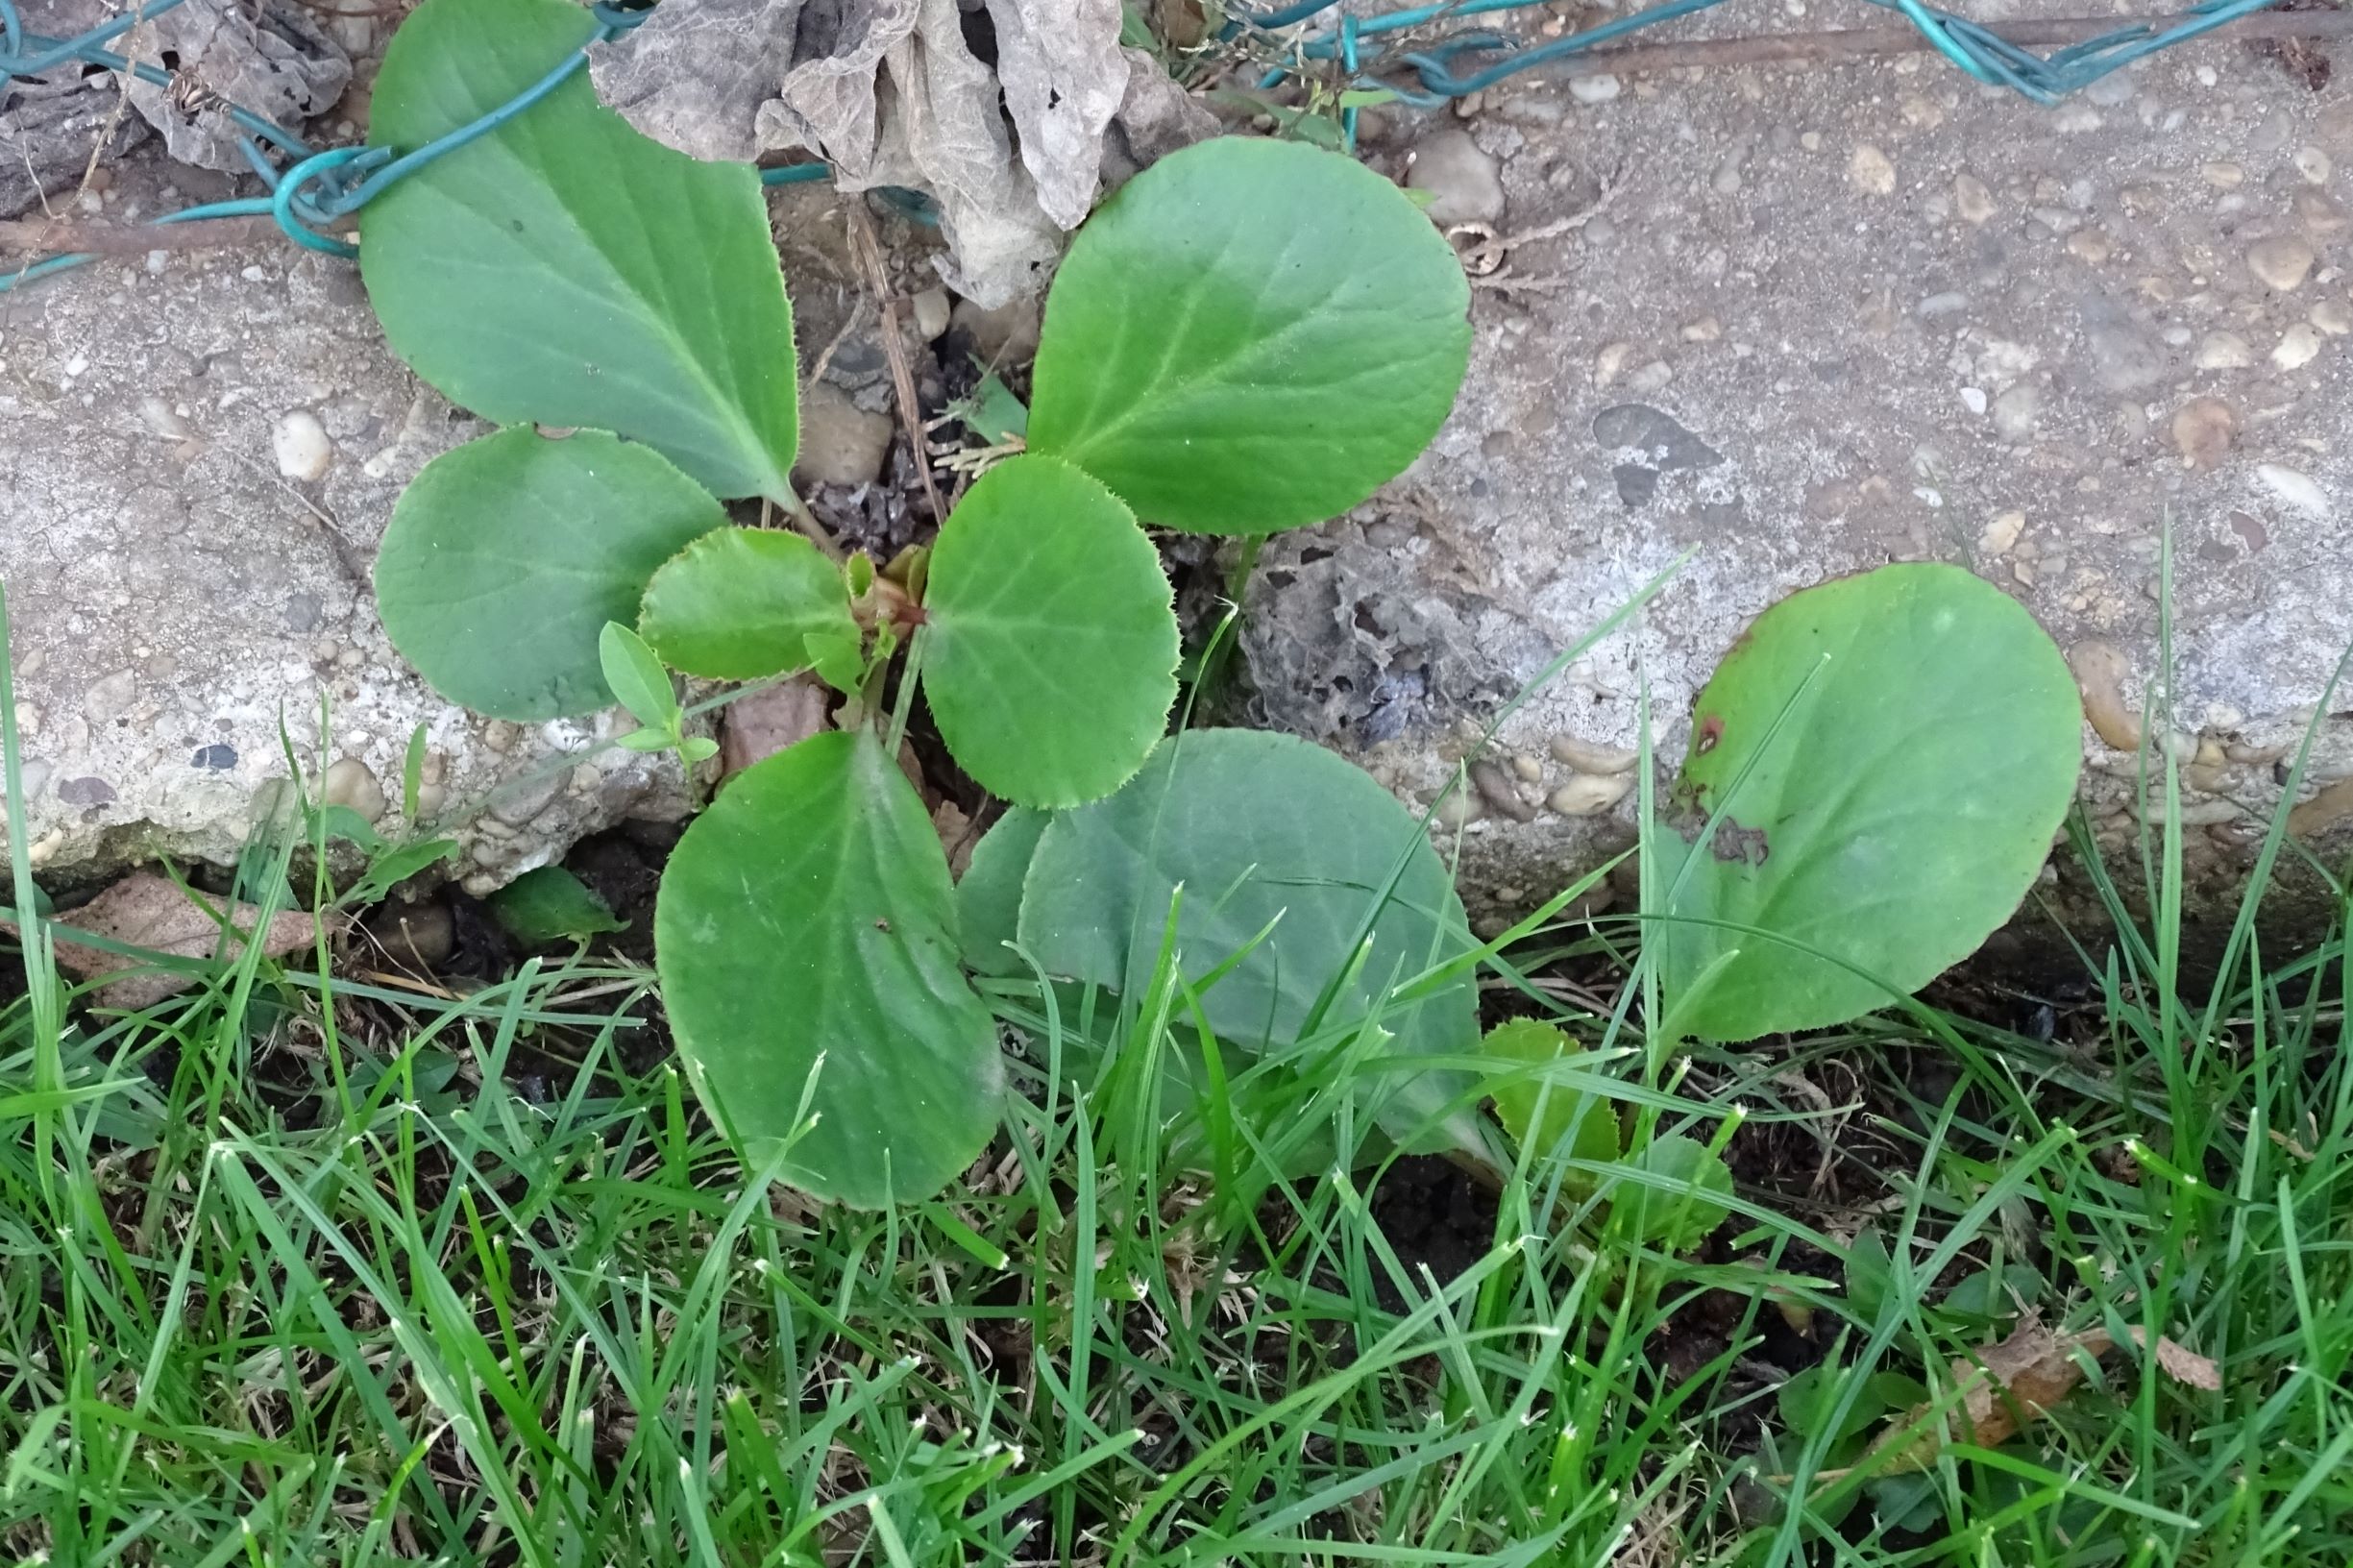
[2,811,2348,1566]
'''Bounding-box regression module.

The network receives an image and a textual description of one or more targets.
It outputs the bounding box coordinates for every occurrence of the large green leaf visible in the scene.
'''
[958,807,1047,977]
[656,731,1003,1207]
[1653,563,2081,1041]
[921,455,1178,807]
[1019,729,1483,1155]
[1026,136,1471,534]
[375,429,725,720]
[359,0,797,500]
[638,527,857,679]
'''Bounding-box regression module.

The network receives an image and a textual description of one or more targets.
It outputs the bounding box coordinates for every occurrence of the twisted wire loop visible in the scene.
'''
[1242,0,2287,107]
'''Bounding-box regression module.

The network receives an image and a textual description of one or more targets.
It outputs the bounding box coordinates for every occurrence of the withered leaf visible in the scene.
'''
[1829,1317,2219,1479]
[17,870,324,1010]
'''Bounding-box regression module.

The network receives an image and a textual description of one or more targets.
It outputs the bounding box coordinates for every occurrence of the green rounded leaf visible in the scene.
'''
[359,0,797,499]
[638,527,857,680]
[958,807,1047,976]
[489,866,627,946]
[921,454,1178,807]
[376,429,725,720]
[1609,1135,1732,1252]
[1483,1019,1620,1178]
[656,731,1003,1207]
[1026,136,1471,534]
[1654,563,2081,1041]
[1019,729,1483,1155]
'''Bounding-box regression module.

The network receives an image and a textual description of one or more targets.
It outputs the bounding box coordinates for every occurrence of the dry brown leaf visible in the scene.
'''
[719,672,833,780]
[588,0,1213,305]
[2131,1325,2221,1391]
[16,870,323,1010]
[1830,1317,2219,1479]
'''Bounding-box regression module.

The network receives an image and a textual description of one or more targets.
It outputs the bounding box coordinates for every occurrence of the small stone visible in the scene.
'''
[1991,381,2041,440]
[1679,315,1722,342]
[794,383,895,487]
[366,900,454,968]
[1979,510,2024,554]
[2169,397,2236,469]
[1916,291,1968,317]
[82,669,135,723]
[2082,306,2167,393]
[2194,331,2254,370]
[1898,92,1944,129]
[2296,189,2352,238]
[909,285,951,343]
[481,720,520,753]
[1548,773,1634,817]
[1433,792,1477,830]
[2084,70,2135,108]
[1625,359,1673,396]
[1848,143,1896,197]
[949,294,1042,364]
[1549,734,1637,773]
[2248,236,2316,293]
[1959,385,1988,415]
[1593,341,1632,386]
[1511,752,1544,783]
[2257,463,2329,515]
[2272,323,2325,370]
[1496,94,1566,126]
[2067,230,2115,265]
[490,769,565,826]
[2201,160,2244,189]
[138,396,192,441]
[322,757,387,824]
[1953,172,1996,224]
[1800,130,1823,153]
[1406,129,1506,226]
[1471,760,1534,821]
[2295,145,2333,185]
[57,775,116,807]
[1568,73,1622,105]
[271,411,331,482]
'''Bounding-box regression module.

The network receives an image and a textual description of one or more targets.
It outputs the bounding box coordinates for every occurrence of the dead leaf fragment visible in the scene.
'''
[588,0,1213,305]
[12,870,323,1009]
[1831,1317,2218,1478]
[2131,1325,2220,1390]
[720,672,833,779]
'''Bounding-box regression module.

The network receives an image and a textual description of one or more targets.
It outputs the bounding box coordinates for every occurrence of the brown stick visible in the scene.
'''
[846,205,950,527]
[0,214,283,257]
[1541,8,2353,79]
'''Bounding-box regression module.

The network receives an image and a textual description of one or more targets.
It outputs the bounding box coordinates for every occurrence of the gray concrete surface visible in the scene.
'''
[0,222,693,891]
[1243,37,2353,938]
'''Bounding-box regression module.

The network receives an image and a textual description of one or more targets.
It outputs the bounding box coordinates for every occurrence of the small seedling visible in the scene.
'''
[600,624,714,765]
